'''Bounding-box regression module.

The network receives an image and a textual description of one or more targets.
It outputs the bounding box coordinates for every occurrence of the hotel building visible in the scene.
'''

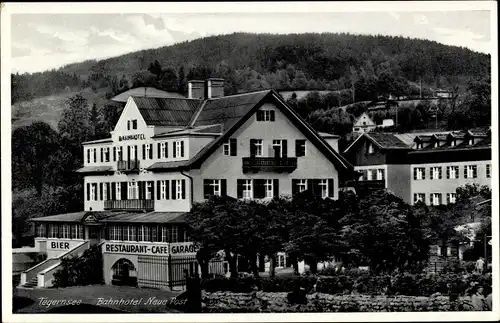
[21,79,354,289]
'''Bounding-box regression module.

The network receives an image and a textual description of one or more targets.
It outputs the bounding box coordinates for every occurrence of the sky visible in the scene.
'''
[10,10,493,74]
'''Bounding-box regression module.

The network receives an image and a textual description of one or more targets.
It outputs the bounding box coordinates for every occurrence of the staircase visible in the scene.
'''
[20,278,38,288]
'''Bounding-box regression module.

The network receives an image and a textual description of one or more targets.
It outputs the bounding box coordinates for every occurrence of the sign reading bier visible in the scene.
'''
[103,242,199,256]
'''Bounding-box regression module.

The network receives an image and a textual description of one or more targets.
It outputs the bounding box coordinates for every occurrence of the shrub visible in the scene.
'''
[260,276,317,293]
[315,275,354,294]
[52,245,104,288]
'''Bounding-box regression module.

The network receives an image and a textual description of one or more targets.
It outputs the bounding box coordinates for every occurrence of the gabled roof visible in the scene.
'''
[344,132,411,153]
[145,89,353,174]
[132,96,202,127]
[82,138,113,145]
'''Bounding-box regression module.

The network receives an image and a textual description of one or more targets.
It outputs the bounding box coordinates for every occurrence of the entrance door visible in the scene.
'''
[87,226,101,245]
[277,255,285,267]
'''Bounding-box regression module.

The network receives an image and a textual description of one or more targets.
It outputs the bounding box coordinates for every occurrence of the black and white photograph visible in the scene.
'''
[1,1,498,321]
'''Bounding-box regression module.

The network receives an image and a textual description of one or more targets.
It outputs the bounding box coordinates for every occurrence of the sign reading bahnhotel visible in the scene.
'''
[118,134,146,141]
[104,242,198,256]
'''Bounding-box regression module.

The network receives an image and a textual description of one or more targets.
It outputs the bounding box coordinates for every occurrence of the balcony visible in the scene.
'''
[117,159,140,173]
[104,199,155,211]
[242,157,298,173]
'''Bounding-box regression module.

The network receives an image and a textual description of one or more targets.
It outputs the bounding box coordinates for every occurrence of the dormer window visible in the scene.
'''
[367,142,374,154]
[451,140,456,147]
[434,142,439,148]
[469,138,474,145]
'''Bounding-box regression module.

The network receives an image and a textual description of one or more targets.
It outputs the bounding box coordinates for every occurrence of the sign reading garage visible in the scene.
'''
[103,242,198,256]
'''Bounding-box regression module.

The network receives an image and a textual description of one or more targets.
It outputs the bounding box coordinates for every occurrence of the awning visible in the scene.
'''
[76,166,114,174]
[101,212,186,224]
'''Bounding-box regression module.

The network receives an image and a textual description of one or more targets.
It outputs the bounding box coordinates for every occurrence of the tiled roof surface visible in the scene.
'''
[366,132,411,149]
[111,87,185,103]
[82,138,113,145]
[147,160,191,171]
[30,211,119,222]
[132,96,202,127]
[101,212,186,223]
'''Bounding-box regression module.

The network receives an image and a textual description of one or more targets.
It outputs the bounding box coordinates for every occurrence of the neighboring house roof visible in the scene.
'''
[410,135,491,154]
[146,89,354,174]
[132,96,202,127]
[343,132,412,153]
[110,87,185,103]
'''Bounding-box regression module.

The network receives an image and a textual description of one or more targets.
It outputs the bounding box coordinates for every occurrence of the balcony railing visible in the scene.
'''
[242,157,298,173]
[104,199,155,211]
[117,159,140,173]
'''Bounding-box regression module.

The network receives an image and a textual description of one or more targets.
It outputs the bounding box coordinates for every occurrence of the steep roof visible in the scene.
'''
[132,96,202,127]
[146,89,353,173]
[367,132,411,149]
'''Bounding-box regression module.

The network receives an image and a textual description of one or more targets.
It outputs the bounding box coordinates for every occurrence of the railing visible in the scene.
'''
[117,159,140,172]
[37,240,90,287]
[104,199,155,211]
[242,157,298,173]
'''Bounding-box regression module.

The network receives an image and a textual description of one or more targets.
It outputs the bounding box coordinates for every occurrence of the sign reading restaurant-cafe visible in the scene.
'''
[104,242,199,256]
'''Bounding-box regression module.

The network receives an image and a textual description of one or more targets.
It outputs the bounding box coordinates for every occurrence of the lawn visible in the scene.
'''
[13,284,183,313]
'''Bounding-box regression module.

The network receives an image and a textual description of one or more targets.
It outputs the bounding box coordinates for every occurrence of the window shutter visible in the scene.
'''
[230,139,237,156]
[328,179,334,198]
[164,143,168,158]
[447,193,450,204]
[148,181,154,200]
[99,183,103,201]
[181,141,185,157]
[413,193,417,204]
[157,143,161,158]
[439,167,442,179]
[172,142,177,158]
[100,148,103,162]
[237,180,244,198]
[221,179,227,196]
[422,168,426,180]
[157,181,161,200]
[313,179,321,197]
[413,168,417,180]
[86,183,90,201]
[295,140,300,157]
[250,139,256,157]
[254,179,266,199]
[106,183,110,200]
[282,140,288,157]
[181,179,186,199]
[473,166,477,178]
[464,166,467,179]
[270,110,275,121]
[111,182,116,200]
[204,179,211,199]
[165,180,170,199]
[121,182,127,200]
[307,179,313,194]
[140,181,146,200]
[456,167,459,179]
[127,146,131,161]
[171,180,176,200]
[273,179,279,198]
[446,166,450,179]
[293,179,301,196]
[381,170,385,180]
[149,144,153,159]
[142,144,146,160]
[256,111,263,121]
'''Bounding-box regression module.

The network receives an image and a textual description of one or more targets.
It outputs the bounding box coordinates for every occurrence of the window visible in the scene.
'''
[319,179,329,198]
[116,183,121,201]
[87,149,91,164]
[161,226,169,242]
[132,119,137,130]
[451,140,456,147]
[60,224,70,239]
[264,180,274,198]
[159,180,168,200]
[144,144,151,160]
[465,165,478,179]
[414,167,425,180]
[93,148,97,163]
[173,141,185,158]
[130,145,136,160]
[103,183,108,201]
[447,193,456,204]
[414,193,426,204]
[128,182,138,200]
[354,127,360,132]
[123,226,136,241]
[367,142,374,154]
[298,179,307,193]
[486,164,491,178]
[223,138,237,156]
[127,120,131,130]
[49,225,58,238]
[146,182,153,200]
[183,229,192,242]
[256,109,275,121]
[37,224,46,237]
[250,139,263,157]
[242,180,253,199]
[377,169,385,181]
[104,147,110,162]
[296,140,306,157]
[292,179,334,198]
[110,225,122,241]
[91,183,97,201]
[172,179,186,200]
[140,225,150,242]
[366,169,373,181]
[447,166,459,179]
[204,179,224,198]
[469,138,474,145]
[434,142,439,148]
[430,167,442,180]
[171,226,179,243]
[160,142,167,158]
[117,146,122,161]
[71,225,77,239]
[431,193,442,206]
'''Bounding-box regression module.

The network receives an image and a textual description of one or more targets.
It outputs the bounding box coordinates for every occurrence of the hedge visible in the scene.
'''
[201,272,492,297]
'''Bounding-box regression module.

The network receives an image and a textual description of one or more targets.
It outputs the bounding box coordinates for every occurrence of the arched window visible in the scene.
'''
[111,258,136,277]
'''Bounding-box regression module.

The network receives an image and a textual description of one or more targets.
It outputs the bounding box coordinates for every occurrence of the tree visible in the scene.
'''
[177,65,186,93]
[159,67,178,92]
[291,70,308,89]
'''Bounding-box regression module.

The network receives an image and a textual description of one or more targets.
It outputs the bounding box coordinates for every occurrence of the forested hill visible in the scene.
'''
[12,32,490,103]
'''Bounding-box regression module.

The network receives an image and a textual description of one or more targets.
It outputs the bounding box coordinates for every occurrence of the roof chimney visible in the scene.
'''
[188,80,205,99]
[205,78,225,99]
